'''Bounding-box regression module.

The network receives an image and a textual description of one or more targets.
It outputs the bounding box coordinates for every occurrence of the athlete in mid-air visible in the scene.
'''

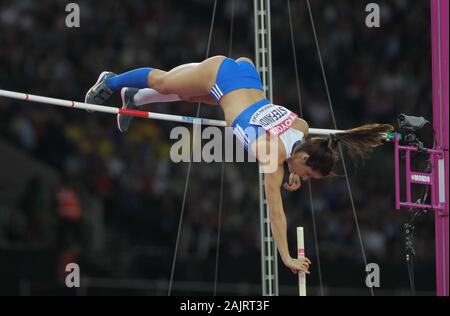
[85,55,393,275]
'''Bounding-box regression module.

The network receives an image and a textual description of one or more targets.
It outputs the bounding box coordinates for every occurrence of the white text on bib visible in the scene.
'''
[250,104,298,137]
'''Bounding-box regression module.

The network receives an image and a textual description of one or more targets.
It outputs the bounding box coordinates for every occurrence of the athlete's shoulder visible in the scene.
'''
[294,117,309,138]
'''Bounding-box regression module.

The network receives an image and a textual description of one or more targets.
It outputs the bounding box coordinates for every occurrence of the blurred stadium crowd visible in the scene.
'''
[0,0,436,295]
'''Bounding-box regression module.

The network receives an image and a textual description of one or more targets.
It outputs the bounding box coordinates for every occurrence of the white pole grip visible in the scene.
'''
[297,227,306,296]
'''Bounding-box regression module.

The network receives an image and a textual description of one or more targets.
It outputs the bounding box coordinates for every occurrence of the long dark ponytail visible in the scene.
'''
[292,123,394,177]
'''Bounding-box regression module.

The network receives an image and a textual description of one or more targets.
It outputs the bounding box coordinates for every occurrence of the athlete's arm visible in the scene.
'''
[297,118,310,137]
[264,164,311,274]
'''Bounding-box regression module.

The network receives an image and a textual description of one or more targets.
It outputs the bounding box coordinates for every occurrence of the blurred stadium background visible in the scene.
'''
[0,0,437,295]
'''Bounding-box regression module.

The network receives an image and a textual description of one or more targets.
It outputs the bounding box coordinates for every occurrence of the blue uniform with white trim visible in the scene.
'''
[210,58,263,101]
[211,58,304,157]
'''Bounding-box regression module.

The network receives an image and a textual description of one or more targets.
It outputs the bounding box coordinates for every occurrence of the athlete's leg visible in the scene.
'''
[148,55,226,98]
[133,88,182,105]
[117,86,219,133]
[155,56,254,98]
[127,57,224,105]
[86,56,225,105]
[131,88,218,106]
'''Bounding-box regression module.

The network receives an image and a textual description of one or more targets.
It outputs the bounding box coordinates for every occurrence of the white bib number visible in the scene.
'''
[250,104,298,136]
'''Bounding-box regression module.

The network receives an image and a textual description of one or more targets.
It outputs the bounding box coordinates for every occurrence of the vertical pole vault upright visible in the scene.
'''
[254,0,279,296]
[431,0,449,296]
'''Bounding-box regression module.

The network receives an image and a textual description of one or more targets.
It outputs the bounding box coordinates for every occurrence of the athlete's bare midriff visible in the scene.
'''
[219,88,266,125]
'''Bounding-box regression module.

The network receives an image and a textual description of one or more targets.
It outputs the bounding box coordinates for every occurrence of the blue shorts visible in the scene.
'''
[232,98,270,151]
[210,58,264,102]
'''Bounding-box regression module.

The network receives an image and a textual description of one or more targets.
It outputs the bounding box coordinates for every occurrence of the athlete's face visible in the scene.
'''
[287,152,323,181]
